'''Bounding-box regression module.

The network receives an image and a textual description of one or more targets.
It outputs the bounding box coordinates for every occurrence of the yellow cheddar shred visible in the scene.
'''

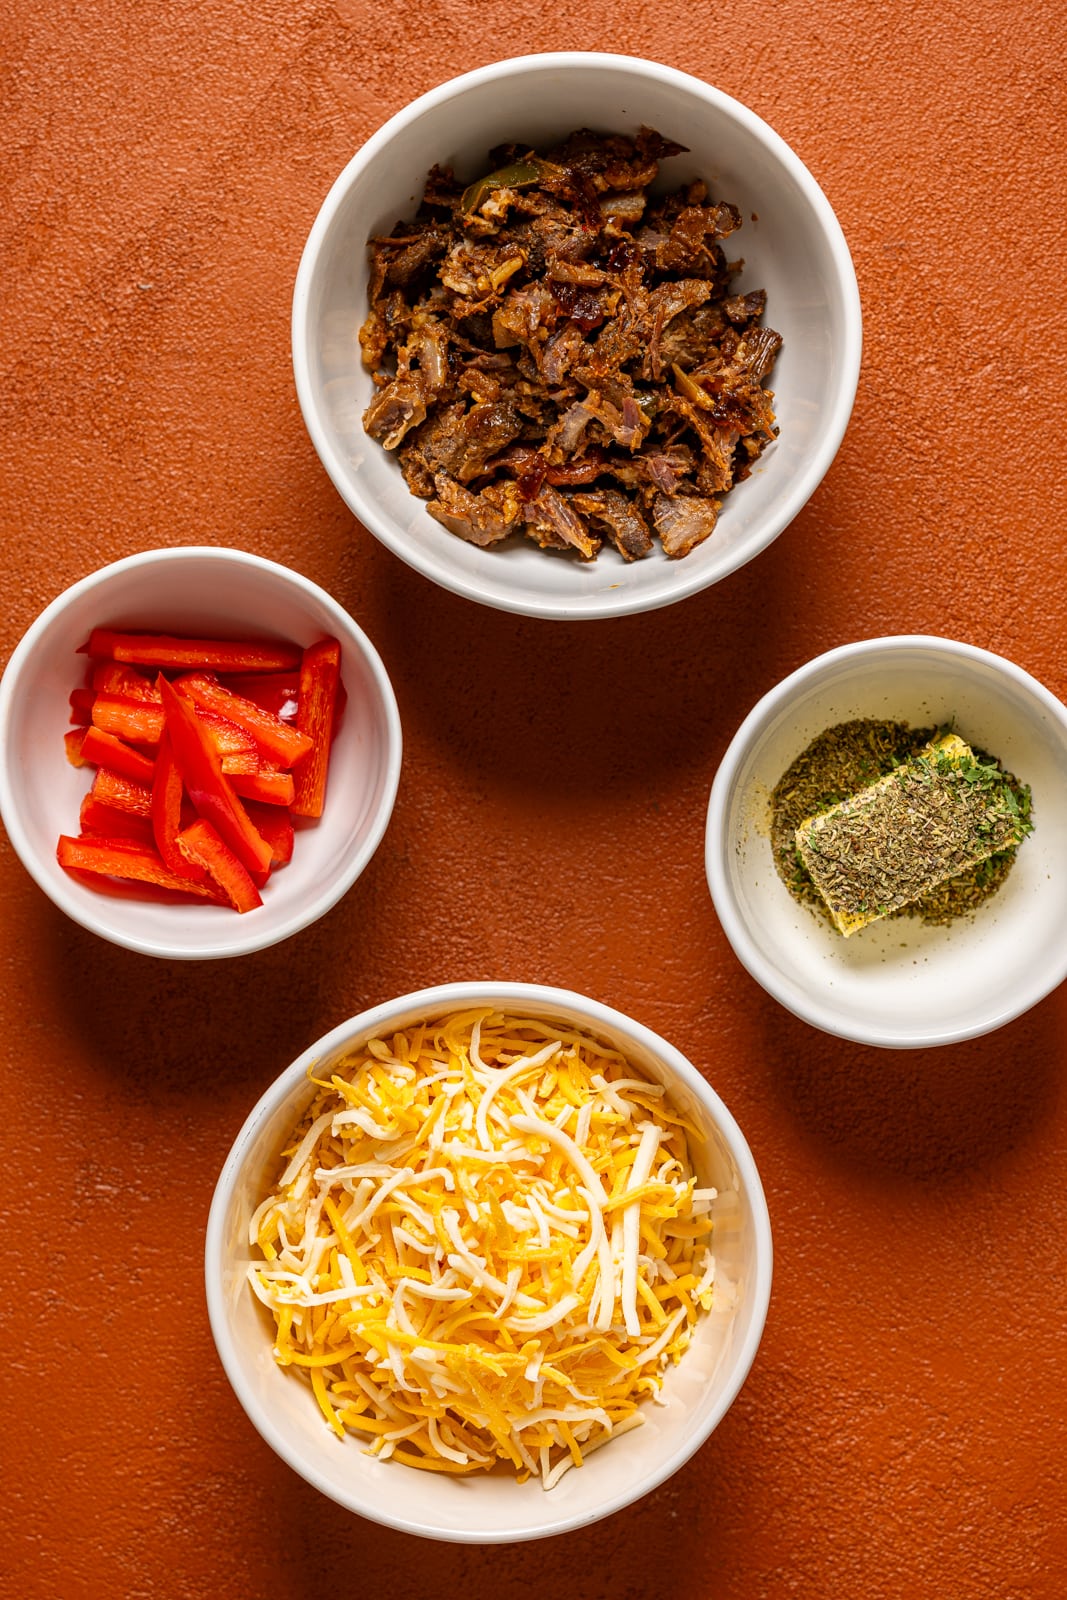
[248,1010,718,1489]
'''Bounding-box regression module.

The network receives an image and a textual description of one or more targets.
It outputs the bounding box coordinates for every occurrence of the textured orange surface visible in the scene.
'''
[2,4,1067,1597]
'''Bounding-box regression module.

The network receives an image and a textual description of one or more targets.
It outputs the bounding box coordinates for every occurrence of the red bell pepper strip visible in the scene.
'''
[215,747,262,776]
[69,688,94,726]
[227,769,296,807]
[150,728,207,882]
[220,672,300,722]
[176,819,262,913]
[157,675,273,882]
[291,638,342,819]
[89,695,255,759]
[242,801,294,866]
[57,835,224,901]
[79,795,156,845]
[194,710,257,758]
[84,630,301,673]
[91,767,153,818]
[91,662,161,702]
[175,673,313,767]
[91,696,164,746]
[65,729,89,766]
[80,725,156,784]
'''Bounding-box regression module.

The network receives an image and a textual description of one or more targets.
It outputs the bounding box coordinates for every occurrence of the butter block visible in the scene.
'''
[794,733,1029,936]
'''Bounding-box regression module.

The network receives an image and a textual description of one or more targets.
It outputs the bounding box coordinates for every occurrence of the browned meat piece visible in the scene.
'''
[367,222,449,302]
[575,390,649,453]
[426,474,521,546]
[646,279,716,379]
[651,493,719,557]
[642,445,696,496]
[360,127,780,562]
[733,326,784,382]
[453,401,523,482]
[522,485,599,559]
[541,324,588,385]
[492,283,556,348]
[363,377,428,450]
[653,302,727,374]
[571,489,654,561]
[543,128,685,199]
[723,289,767,326]
[440,239,527,298]
[400,402,470,480]
[545,399,596,458]
[655,203,741,275]
[660,387,739,495]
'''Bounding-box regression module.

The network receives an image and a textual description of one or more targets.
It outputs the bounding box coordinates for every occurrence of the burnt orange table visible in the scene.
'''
[3,6,1066,1597]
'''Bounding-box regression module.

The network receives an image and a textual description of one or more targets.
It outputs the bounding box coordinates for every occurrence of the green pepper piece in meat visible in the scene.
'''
[460,159,542,215]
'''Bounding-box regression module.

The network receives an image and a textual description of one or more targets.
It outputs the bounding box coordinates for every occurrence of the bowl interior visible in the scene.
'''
[207,987,770,1542]
[0,550,399,959]
[707,641,1067,1046]
[294,54,859,618]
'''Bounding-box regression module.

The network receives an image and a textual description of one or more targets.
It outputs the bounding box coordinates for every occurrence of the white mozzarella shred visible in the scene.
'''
[489,1266,522,1320]
[621,1123,663,1336]
[277,1111,335,1188]
[474,1041,562,1150]
[506,1293,582,1334]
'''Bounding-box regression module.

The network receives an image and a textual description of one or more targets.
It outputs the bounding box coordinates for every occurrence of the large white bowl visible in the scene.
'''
[0,547,402,960]
[292,52,861,620]
[205,982,772,1542]
[706,636,1067,1048]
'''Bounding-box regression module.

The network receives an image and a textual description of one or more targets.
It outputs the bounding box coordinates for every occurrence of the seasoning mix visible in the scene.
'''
[771,720,1033,933]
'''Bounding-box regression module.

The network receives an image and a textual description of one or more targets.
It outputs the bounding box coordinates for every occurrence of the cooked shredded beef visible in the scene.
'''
[360,128,780,561]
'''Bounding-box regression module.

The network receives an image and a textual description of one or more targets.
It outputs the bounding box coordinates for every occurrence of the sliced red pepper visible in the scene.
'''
[79,795,156,845]
[176,819,262,913]
[69,688,95,726]
[150,728,207,882]
[220,672,300,723]
[242,801,294,866]
[89,695,253,759]
[215,747,261,776]
[195,710,257,758]
[57,834,224,901]
[291,638,342,819]
[227,768,296,807]
[80,725,156,784]
[91,767,153,818]
[157,675,273,882]
[65,729,89,766]
[91,695,164,746]
[175,673,312,768]
[91,662,161,703]
[84,629,301,673]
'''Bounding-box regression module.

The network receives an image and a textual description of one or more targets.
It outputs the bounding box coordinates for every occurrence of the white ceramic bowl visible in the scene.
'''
[706,636,1067,1048]
[292,52,861,620]
[205,981,772,1542]
[0,547,402,960]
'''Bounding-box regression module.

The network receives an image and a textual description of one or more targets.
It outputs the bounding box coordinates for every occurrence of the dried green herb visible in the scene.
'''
[770,719,1033,932]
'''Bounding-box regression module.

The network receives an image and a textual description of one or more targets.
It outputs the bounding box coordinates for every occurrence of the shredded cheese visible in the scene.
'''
[249,1010,716,1487]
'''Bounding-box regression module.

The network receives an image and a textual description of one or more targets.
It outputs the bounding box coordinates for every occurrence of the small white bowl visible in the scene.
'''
[706,636,1067,1048]
[205,982,772,1543]
[292,52,861,620]
[0,547,402,960]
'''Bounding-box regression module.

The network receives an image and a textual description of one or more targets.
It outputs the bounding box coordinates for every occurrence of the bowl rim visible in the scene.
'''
[204,979,774,1542]
[291,49,863,621]
[705,632,1067,1048]
[0,544,403,960]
